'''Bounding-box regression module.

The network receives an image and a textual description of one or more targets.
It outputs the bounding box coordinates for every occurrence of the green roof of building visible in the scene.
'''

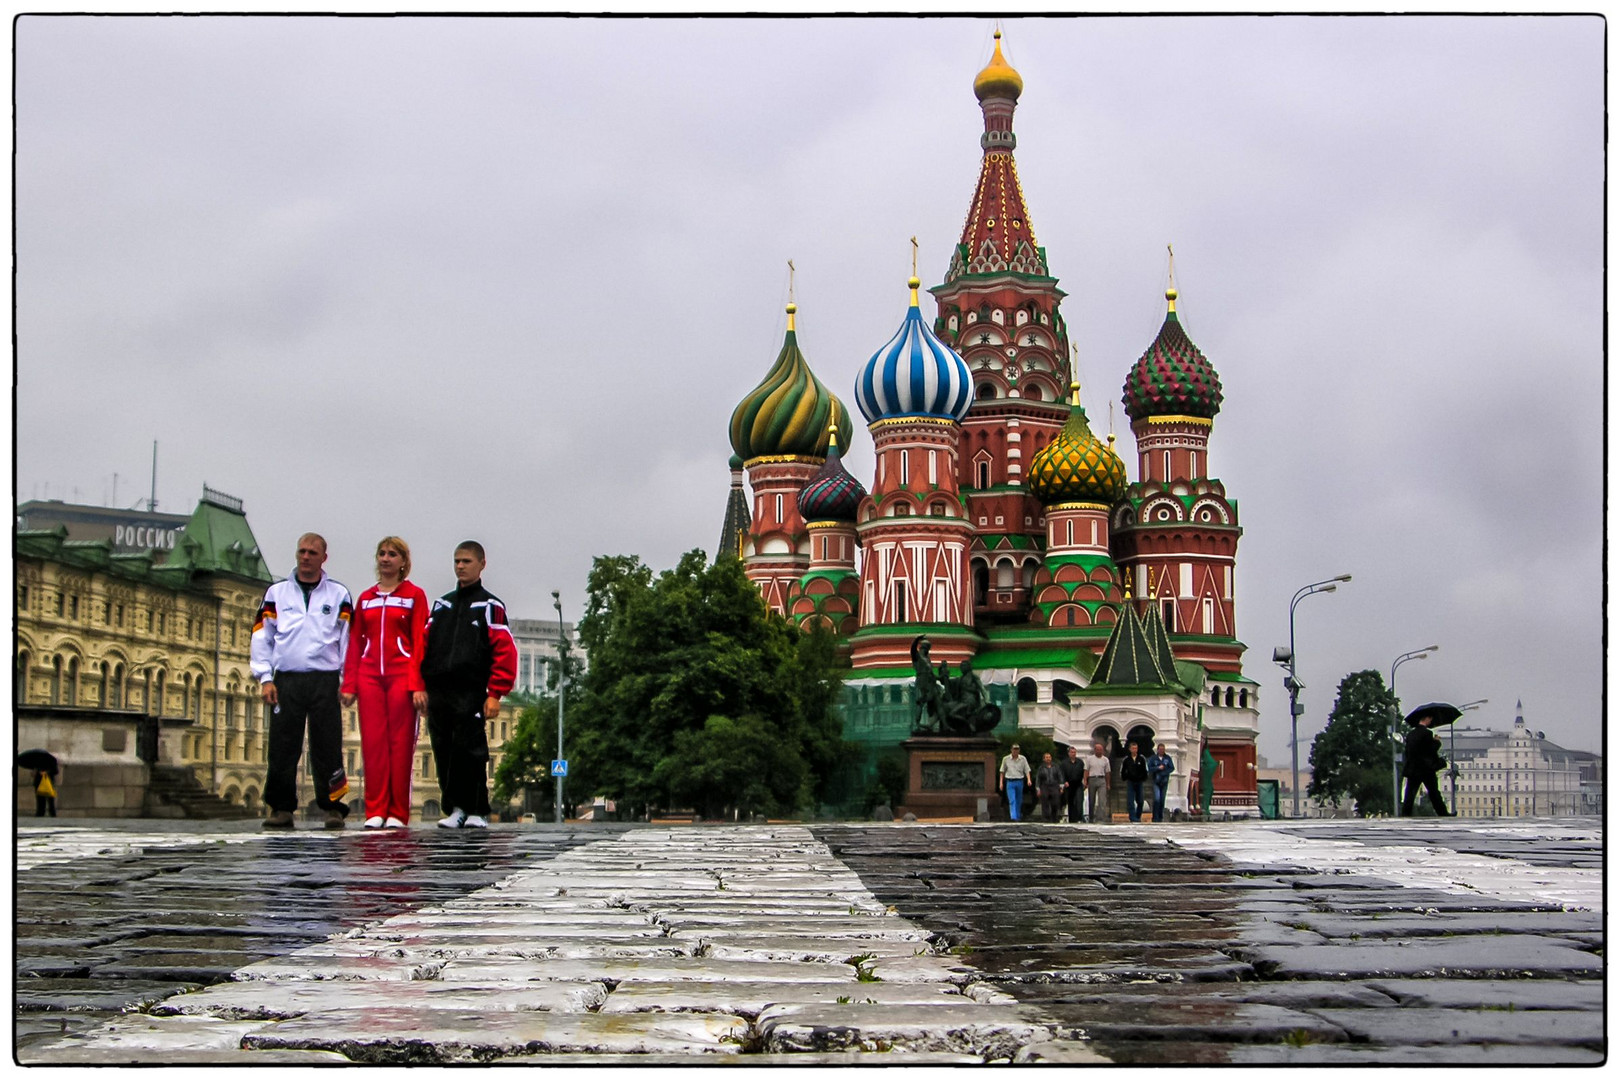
[161,492,273,583]
[971,647,1096,675]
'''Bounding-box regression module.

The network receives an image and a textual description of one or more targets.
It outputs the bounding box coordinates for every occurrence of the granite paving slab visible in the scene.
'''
[1305,1007,1604,1047]
[597,980,973,1017]
[1239,938,1603,979]
[1008,980,1397,1010]
[230,954,442,981]
[1035,1000,1348,1042]
[15,977,204,1013]
[436,956,862,984]
[700,936,930,963]
[24,1046,353,1064]
[1364,978,1603,1010]
[152,979,609,1018]
[757,1002,1072,1057]
[20,1013,274,1052]
[242,1007,749,1061]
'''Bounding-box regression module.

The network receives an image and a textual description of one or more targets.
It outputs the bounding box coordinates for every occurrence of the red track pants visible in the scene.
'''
[357,673,418,822]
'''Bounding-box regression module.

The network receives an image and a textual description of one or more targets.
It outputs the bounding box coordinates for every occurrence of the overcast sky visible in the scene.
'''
[16,15,1603,759]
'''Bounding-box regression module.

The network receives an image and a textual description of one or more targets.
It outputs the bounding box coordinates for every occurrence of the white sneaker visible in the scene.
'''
[384,817,406,829]
[363,816,385,829]
[438,809,466,829]
[463,815,488,829]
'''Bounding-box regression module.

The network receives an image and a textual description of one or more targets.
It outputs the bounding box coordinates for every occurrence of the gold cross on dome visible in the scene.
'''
[787,259,795,304]
[910,236,918,277]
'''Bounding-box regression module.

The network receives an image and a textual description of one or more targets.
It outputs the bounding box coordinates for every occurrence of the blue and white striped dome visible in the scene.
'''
[855,278,974,425]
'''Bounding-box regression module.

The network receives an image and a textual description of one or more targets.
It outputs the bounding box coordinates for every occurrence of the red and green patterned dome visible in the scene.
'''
[798,428,867,523]
[1122,289,1223,422]
[1027,387,1128,505]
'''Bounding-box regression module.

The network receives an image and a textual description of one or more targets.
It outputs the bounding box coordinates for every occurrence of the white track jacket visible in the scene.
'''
[250,573,354,682]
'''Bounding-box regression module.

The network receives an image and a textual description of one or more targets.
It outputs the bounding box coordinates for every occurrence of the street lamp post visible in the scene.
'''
[1389,645,1440,813]
[553,590,565,826]
[1451,698,1487,814]
[1275,574,1351,818]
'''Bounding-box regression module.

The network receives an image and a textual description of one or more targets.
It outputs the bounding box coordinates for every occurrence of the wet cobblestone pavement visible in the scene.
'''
[14,818,1603,1063]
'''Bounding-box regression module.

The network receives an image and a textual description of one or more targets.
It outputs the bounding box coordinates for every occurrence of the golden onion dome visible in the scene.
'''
[729,302,854,462]
[1027,383,1129,506]
[973,30,1024,102]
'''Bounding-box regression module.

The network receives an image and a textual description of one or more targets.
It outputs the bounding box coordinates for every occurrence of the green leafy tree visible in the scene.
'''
[567,550,850,820]
[1308,669,1399,817]
[491,632,584,813]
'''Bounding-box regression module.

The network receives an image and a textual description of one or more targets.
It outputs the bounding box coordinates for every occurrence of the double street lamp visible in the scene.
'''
[1389,644,1440,813]
[1273,574,1351,818]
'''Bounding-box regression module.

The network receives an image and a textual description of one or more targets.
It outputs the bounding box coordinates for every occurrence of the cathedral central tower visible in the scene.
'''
[928,30,1074,624]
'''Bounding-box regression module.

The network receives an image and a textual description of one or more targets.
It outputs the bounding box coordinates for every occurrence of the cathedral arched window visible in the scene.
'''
[1023,384,1042,401]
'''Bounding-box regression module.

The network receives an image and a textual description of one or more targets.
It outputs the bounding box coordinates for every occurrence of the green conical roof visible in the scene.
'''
[161,491,272,583]
[1092,600,1180,690]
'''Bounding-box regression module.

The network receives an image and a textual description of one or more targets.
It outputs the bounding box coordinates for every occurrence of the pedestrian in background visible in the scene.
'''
[1035,752,1064,823]
[1199,739,1217,817]
[421,541,517,830]
[1059,745,1086,823]
[251,533,354,830]
[1147,742,1175,823]
[341,536,429,830]
[33,769,56,817]
[1083,741,1111,823]
[1121,742,1149,822]
[1401,715,1451,817]
[998,743,1031,822]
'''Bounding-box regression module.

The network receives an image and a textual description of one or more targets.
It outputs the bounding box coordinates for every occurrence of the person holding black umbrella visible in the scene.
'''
[1402,703,1458,817]
[18,750,58,818]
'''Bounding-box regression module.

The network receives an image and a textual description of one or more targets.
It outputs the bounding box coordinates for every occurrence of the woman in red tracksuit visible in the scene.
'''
[341,536,429,828]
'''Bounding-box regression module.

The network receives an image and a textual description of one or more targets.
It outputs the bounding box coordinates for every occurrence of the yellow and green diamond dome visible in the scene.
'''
[1027,385,1128,505]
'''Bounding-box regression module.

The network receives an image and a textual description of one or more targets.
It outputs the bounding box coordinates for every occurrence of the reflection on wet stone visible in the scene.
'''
[16,819,1603,1063]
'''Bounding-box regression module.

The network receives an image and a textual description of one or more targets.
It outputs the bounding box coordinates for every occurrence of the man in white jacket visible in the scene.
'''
[251,534,354,829]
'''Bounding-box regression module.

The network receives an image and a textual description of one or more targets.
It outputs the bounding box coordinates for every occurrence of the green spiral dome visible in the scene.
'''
[729,310,853,461]
[1027,392,1128,505]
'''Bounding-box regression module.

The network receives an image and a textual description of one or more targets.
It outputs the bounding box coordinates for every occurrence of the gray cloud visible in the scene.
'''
[16,15,1602,759]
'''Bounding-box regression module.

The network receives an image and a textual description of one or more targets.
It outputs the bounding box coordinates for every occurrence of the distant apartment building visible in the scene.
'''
[1444,704,1600,818]
[509,618,581,698]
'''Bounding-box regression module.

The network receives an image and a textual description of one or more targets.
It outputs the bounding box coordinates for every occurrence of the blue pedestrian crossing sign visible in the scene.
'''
[551,759,569,777]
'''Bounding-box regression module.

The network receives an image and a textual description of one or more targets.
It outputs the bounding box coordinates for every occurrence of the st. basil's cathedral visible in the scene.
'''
[720,32,1259,815]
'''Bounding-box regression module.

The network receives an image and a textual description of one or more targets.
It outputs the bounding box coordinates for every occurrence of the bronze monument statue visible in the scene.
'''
[911,636,1002,737]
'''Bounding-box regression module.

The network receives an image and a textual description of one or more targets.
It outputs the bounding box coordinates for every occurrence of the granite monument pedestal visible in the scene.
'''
[900,737,999,820]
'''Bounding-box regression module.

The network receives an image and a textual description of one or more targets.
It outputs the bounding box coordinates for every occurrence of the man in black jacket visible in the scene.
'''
[421,541,518,830]
[1120,741,1150,823]
[1401,716,1451,817]
[1058,745,1086,824]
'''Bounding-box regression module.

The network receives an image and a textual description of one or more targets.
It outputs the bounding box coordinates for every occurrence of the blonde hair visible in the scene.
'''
[376,536,412,579]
